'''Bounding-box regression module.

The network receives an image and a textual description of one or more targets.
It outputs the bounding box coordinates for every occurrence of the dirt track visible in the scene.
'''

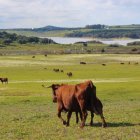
[9,78,140,84]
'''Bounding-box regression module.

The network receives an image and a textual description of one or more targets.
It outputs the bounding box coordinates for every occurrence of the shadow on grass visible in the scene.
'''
[86,122,140,127]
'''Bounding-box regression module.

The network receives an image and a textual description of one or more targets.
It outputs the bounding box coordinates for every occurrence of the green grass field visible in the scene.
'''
[0,54,140,140]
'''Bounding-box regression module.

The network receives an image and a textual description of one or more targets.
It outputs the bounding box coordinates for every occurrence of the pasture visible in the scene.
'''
[0,54,140,140]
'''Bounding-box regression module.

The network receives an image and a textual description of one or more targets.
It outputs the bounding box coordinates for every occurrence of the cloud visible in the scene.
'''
[0,0,140,28]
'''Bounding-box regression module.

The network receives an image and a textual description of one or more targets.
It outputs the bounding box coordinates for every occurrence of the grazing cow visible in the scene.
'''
[67,72,72,77]
[60,70,64,73]
[102,64,106,66]
[75,81,106,127]
[135,62,138,65]
[0,78,8,84]
[46,81,107,128]
[53,68,59,72]
[80,62,86,64]
[120,62,124,65]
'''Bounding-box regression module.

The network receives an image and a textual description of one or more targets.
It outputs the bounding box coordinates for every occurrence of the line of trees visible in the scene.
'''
[85,24,107,29]
[66,29,140,38]
[0,31,56,45]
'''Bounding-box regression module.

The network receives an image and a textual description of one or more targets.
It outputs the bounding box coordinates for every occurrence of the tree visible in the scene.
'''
[18,38,28,44]
[28,37,39,43]
[40,38,51,44]
[83,42,88,47]
[101,48,105,53]
[3,39,12,45]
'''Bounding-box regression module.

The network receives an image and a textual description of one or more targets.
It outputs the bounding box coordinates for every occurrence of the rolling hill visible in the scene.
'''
[1,24,140,38]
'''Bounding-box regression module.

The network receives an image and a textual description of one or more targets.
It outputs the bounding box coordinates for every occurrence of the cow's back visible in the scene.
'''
[56,85,80,111]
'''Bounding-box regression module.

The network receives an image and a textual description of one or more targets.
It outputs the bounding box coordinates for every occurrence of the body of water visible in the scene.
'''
[47,37,93,44]
[101,39,140,46]
[46,37,140,46]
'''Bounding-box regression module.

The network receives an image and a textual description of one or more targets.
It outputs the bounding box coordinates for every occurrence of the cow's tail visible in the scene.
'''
[89,80,97,98]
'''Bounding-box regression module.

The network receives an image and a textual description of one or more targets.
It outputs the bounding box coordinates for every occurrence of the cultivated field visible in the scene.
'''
[0,54,140,140]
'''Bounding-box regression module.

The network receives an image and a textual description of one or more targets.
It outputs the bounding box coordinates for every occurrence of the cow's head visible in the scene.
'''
[47,84,61,103]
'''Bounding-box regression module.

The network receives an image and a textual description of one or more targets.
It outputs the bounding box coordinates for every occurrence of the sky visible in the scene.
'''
[0,0,140,29]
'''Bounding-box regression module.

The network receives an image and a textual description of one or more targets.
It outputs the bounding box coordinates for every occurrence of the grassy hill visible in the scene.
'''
[1,24,140,38]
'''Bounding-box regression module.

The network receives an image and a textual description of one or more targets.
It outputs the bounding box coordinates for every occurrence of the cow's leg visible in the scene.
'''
[57,105,67,125]
[76,112,79,124]
[81,109,87,128]
[100,113,107,127]
[79,111,82,121]
[90,111,94,126]
[66,111,72,126]
[78,100,87,128]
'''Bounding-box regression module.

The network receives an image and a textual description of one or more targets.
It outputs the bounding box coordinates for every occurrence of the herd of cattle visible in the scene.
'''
[53,68,73,77]
[1,60,139,128]
[1,77,107,128]
[42,80,107,128]
[80,61,139,66]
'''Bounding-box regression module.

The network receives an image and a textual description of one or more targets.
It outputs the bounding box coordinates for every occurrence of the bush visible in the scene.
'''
[127,41,140,46]
[131,48,138,51]
[40,38,53,44]
[101,48,105,53]
[3,39,12,45]
[109,44,120,47]
[28,37,39,43]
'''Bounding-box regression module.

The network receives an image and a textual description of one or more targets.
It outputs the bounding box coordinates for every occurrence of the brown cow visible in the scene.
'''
[102,64,106,66]
[135,62,138,65]
[80,62,86,64]
[43,84,82,124]
[0,78,8,84]
[53,68,59,72]
[75,81,106,127]
[47,81,107,128]
[67,72,72,77]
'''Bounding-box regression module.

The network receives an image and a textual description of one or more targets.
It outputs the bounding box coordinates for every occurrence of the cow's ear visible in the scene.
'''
[46,84,60,89]
[48,84,57,89]
[55,84,61,89]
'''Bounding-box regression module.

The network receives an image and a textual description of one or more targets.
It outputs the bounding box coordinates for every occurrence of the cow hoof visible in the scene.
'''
[66,124,69,127]
[80,124,84,129]
[63,121,67,125]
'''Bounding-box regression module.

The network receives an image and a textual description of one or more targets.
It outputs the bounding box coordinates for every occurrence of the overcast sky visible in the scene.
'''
[0,0,140,29]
